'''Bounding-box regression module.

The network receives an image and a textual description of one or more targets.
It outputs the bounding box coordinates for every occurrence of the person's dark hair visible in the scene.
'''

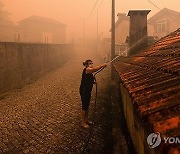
[83,59,92,67]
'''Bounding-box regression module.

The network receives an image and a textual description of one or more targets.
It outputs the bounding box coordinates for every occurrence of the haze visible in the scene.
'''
[1,0,180,41]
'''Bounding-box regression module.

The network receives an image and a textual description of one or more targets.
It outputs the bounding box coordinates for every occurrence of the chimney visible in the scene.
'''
[127,10,151,55]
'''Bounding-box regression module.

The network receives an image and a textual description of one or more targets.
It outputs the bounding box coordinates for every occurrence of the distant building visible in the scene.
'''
[148,8,180,38]
[109,13,129,56]
[110,13,129,45]
[115,13,129,44]
[102,38,111,61]
[0,15,67,44]
[113,8,180,46]
[17,15,66,44]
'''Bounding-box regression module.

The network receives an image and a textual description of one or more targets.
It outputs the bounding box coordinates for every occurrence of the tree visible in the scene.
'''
[0,1,13,25]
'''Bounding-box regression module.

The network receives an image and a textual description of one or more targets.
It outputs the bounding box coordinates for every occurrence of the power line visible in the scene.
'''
[82,0,104,39]
[84,0,99,20]
[85,0,105,21]
[89,0,105,20]
[147,0,179,24]
[97,0,104,11]
[147,0,161,10]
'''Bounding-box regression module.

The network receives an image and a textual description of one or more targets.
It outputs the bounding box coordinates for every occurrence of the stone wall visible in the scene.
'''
[0,42,72,94]
[113,69,158,154]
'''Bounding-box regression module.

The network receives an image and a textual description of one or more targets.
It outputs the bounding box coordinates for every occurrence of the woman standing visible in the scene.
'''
[79,59,107,128]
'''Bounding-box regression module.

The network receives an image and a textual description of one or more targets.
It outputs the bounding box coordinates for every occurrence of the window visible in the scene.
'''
[154,19,166,33]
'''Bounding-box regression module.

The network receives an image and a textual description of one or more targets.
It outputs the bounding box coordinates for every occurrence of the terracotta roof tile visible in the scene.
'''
[113,28,180,142]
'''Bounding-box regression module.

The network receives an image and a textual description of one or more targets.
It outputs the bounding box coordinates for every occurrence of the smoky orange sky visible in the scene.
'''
[1,0,180,41]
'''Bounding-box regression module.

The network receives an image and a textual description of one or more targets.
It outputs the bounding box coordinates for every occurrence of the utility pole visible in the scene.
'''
[111,0,115,79]
[97,12,99,41]
[83,19,85,44]
[97,12,99,52]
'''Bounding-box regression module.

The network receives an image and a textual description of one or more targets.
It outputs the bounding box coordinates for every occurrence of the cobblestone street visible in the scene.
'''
[0,46,113,154]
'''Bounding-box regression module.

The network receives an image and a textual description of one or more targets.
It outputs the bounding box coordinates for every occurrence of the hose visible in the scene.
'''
[82,70,102,153]
[82,34,148,153]
[82,58,116,153]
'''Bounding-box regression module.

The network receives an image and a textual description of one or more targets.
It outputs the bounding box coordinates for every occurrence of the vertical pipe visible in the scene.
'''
[111,0,115,79]
[97,12,99,52]
[83,19,85,44]
[97,12,99,41]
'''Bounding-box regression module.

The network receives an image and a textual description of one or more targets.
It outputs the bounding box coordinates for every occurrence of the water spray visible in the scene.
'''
[82,35,149,153]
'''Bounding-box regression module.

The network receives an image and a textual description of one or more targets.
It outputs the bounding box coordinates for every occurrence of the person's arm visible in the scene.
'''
[86,63,107,74]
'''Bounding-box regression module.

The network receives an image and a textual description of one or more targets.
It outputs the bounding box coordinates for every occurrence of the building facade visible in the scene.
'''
[114,13,130,45]
[114,8,180,46]
[148,8,180,38]
[17,16,66,44]
[0,15,66,44]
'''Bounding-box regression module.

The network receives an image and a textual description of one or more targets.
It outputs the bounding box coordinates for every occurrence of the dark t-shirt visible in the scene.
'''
[80,68,94,92]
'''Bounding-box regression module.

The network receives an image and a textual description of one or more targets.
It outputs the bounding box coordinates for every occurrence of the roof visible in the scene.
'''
[117,13,129,21]
[113,28,180,147]
[18,15,66,26]
[109,13,129,32]
[116,13,129,26]
[148,8,180,24]
[128,10,151,16]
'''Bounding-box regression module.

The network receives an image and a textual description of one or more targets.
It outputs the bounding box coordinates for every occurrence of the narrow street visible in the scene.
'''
[0,45,116,153]
[0,1,179,153]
